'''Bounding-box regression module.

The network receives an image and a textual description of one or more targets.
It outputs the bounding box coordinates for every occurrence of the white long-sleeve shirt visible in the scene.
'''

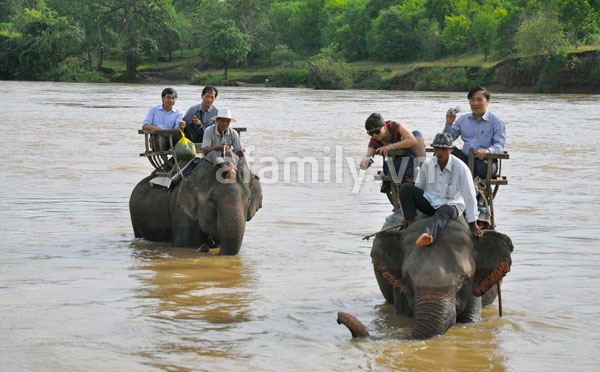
[415,154,479,223]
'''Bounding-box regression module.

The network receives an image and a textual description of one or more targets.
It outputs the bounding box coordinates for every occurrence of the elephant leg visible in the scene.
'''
[481,282,499,308]
[457,295,482,323]
[393,289,412,316]
[172,214,210,248]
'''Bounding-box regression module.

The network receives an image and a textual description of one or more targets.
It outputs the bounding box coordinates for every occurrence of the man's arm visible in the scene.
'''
[142,107,155,130]
[360,147,376,170]
[488,117,506,154]
[443,109,460,141]
[182,105,198,126]
[461,168,479,223]
[414,161,427,190]
[202,143,228,156]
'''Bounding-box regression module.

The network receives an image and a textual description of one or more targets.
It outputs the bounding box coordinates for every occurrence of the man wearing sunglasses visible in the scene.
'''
[360,113,426,192]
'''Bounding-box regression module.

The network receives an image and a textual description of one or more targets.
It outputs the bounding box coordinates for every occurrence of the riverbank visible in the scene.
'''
[102,48,600,94]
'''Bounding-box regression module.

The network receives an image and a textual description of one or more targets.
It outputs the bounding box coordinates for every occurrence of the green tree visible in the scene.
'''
[268,1,300,50]
[472,7,504,62]
[367,5,420,61]
[47,0,115,69]
[12,6,83,79]
[415,18,442,61]
[290,0,326,55]
[271,44,297,66]
[0,0,22,23]
[441,14,471,60]
[558,0,596,48]
[493,2,523,58]
[424,0,456,26]
[0,30,21,79]
[322,0,370,60]
[307,45,353,89]
[109,0,176,80]
[515,13,567,55]
[364,0,401,19]
[227,0,274,65]
[202,19,250,80]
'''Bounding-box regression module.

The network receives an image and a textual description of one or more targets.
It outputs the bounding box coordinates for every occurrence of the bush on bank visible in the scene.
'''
[306,56,353,90]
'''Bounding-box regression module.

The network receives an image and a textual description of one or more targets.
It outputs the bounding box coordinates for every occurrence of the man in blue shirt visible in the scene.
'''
[443,86,506,179]
[142,87,186,131]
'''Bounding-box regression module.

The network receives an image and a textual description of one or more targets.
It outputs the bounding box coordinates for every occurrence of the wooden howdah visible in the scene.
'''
[138,127,247,177]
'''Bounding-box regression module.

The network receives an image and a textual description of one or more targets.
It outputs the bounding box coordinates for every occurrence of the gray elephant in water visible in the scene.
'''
[339,217,513,340]
[129,159,262,255]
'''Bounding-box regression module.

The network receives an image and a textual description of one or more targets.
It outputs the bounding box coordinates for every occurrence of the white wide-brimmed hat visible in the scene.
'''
[211,109,236,122]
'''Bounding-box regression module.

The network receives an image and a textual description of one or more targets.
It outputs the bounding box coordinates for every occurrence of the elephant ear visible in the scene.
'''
[245,174,262,222]
[371,231,406,293]
[473,230,514,296]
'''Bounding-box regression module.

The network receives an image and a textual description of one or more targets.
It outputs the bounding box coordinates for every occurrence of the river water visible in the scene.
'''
[1,81,599,371]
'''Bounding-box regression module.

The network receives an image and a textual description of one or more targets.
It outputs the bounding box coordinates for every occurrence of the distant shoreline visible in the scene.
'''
[4,50,599,94]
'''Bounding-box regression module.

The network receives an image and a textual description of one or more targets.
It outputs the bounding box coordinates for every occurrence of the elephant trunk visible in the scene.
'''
[216,197,246,256]
[410,287,456,340]
[337,312,370,338]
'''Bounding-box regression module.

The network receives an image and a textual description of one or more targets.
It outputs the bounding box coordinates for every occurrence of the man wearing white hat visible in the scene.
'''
[202,109,245,180]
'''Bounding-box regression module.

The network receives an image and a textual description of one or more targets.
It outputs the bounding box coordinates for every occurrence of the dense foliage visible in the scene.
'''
[1,0,599,82]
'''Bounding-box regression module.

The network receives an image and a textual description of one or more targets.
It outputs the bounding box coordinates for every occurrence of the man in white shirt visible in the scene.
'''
[399,133,483,247]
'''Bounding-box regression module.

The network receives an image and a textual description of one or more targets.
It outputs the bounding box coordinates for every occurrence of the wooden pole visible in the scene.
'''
[497,281,503,317]
[362,223,404,240]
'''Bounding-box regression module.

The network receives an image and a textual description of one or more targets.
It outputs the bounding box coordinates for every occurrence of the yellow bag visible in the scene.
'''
[174,128,197,160]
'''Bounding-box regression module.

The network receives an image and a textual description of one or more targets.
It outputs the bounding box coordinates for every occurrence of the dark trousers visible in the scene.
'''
[399,183,459,242]
[452,147,497,179]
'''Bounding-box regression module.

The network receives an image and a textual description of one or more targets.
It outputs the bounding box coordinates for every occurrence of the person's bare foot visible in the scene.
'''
[416,233,433,247]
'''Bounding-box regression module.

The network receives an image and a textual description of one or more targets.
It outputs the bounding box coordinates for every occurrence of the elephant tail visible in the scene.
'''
[337,312,370,339]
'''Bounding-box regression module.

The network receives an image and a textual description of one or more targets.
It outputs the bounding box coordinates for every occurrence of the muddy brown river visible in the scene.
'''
[1,81,599,371]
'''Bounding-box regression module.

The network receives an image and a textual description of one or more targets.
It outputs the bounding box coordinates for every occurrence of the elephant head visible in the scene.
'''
[340,218,513,340]
[175,159,262,255]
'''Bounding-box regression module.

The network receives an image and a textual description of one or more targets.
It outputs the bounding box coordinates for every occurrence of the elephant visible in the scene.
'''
[129,158,262,255]
[338,217,513,340]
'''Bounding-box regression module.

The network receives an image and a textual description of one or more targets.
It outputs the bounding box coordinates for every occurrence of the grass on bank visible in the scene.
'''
[98,44,600,90]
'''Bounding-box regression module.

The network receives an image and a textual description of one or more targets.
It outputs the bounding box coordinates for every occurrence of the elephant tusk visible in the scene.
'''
[337,312,370,338]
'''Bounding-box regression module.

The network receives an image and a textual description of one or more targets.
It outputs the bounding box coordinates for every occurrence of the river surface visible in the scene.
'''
[1,81,599,371]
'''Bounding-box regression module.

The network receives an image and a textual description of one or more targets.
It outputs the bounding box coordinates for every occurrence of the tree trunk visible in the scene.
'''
[83,24,92,68]
[224,64,229,81]
[96,19,104,69]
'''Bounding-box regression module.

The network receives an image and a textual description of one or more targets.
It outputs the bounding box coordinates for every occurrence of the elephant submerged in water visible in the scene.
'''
[129,159,262,255]
[339,217,513,340]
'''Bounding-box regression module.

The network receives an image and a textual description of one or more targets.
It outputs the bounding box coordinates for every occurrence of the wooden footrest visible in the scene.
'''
[489,176,508,185]
[140,150,173,157]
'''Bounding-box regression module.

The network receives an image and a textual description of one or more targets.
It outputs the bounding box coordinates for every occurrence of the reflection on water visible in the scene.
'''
[132,243,252,324]
[130,241,255,365]
[1,81,600,371]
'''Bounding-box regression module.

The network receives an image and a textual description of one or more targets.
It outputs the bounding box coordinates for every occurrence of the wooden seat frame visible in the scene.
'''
[376,147,509,230]
[139,127,247,177]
